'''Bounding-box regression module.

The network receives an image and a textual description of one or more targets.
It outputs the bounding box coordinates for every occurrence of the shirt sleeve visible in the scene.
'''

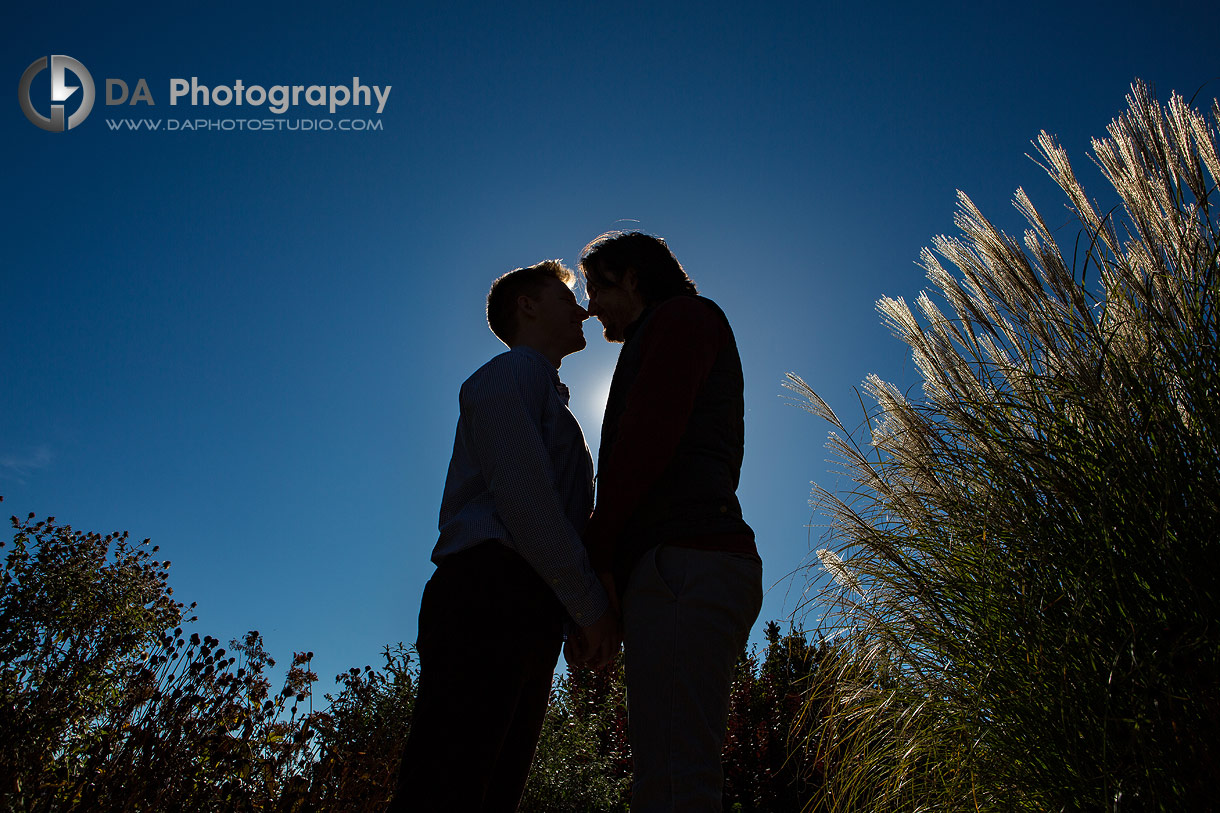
[584,297,728,571]
[461,356,609,625]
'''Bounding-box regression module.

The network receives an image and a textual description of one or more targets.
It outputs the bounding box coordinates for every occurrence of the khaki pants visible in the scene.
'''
[622,545,764,812]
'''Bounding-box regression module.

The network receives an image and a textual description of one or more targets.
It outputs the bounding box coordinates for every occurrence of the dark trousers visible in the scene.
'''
[390,542,563,812]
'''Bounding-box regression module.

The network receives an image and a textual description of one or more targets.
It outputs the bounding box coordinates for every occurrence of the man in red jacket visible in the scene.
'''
[577,231,763,812]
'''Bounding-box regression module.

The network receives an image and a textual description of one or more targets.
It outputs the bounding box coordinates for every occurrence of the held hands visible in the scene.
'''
[564,572,621,669]
[565,609,620,668]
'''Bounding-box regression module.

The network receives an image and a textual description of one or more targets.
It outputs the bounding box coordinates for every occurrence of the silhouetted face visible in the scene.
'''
[532,275,589,358]
[586,272,645,343]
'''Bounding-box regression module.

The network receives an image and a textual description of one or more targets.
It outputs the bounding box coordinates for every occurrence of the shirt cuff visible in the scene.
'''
[550,570,610,627]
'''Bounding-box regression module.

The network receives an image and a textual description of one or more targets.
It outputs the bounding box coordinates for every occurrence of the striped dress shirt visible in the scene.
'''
[431,345,608,625]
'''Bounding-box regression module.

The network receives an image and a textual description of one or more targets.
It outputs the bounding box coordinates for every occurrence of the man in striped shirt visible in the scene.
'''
[391,260,618,812]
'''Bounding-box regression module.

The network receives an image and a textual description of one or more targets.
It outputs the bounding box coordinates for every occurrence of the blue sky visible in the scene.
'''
[4,1,1217,690]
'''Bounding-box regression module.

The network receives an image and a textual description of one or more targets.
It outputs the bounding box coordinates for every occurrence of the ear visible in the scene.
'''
[517,292,538,319]
[622,268,646,308]
[622,268,639,294]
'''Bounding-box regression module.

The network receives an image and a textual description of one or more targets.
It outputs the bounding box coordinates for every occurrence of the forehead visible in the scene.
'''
[539,274,577,300]
[583,265,622,292]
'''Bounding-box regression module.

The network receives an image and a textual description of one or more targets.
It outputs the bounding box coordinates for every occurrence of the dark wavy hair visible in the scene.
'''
[486,259,574,345]
[579,231,697,305]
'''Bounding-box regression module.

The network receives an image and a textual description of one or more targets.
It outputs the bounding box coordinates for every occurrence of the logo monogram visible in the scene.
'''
[19,55,95,131]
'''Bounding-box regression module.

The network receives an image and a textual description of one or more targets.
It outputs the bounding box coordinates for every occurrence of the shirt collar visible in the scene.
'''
[624,302,660,343]
[624,294,696,343]
[510,345,569,404]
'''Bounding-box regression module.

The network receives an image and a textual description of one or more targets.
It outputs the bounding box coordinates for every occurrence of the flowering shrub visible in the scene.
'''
[1,499,829,811]
[0,505,325,811]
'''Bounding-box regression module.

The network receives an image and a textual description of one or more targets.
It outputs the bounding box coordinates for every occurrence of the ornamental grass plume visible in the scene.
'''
[788,80,1219,812]
[816,548,863,598]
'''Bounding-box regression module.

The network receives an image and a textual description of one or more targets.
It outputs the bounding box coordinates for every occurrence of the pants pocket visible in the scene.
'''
[650,545,685,599]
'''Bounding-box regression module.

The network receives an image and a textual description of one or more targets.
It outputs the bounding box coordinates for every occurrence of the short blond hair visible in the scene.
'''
[486,260,575,345]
